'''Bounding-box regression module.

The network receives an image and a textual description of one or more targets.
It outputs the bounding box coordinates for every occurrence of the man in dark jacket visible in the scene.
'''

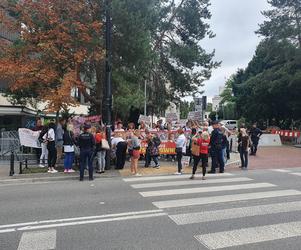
[78,124,95,181]
[208,121,225,174]
[249,123,263,156]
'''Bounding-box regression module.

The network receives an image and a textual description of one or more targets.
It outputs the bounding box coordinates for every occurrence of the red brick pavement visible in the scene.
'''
[227,146,301,171]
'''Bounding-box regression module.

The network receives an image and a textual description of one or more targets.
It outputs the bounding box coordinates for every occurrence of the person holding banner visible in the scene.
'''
[175,129,187,175]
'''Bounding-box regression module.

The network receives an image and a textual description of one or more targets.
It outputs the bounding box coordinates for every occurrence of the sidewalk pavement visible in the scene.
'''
[0,146,300,182]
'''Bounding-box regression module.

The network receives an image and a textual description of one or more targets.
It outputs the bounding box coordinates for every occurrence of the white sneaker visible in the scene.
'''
[135,173,142,176]
[51,169,58,173]
[39,164,45,168]
[174,172,182,175]
[47,169,52,173]
[68,169,75,173]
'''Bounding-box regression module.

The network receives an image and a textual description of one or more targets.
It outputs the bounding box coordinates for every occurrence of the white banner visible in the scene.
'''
[166,113,179,122]
[18,128,41,148]
[138,115,151,124]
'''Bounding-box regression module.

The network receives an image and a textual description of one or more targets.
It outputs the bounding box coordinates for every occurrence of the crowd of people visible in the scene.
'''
[34,117,263,181]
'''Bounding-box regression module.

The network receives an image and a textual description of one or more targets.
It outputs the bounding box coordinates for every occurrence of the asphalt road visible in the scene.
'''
[1,168,301,250]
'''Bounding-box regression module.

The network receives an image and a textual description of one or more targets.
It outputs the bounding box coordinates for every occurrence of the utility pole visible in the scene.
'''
[103,0,112,169]
[144,79,147,116]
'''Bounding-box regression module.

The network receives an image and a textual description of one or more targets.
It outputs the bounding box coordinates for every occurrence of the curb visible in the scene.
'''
[0,171,121,184]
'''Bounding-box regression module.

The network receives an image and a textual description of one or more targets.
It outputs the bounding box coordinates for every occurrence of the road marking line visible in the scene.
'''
[17,213,167,231]
[169,200,301,225]
[195,221,301,249]
[0,209,163,230]
[290,173,301,177]
[270,169,292,173]
[131,177,253,189]
[17,230,56,250]
[0,228,16,233]
[123,173,233,182]
[153,189,301,209]
[140,183,275,197]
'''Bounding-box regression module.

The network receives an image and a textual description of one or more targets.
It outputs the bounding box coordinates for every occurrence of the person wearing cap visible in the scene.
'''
[78,124,95,181]
[208,121,225,174]
[249,123,262,156]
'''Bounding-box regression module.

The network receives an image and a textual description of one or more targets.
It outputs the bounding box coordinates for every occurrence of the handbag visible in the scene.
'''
[74,145,80,156]
[101,139,110,150]
[191,142,200,157]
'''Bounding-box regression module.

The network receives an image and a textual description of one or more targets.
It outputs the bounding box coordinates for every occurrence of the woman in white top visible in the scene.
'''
[43,122,58,173]
[175,128,187,175]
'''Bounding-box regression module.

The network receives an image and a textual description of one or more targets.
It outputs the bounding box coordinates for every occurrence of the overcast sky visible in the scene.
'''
[199,0,271,101]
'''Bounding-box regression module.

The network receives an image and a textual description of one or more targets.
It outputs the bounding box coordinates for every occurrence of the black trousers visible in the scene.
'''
[210,149,225,173]
[192,154,208,176]
[47,141,57,168]
[251,139,259,155]
[176,148,183,173]
[116,142,127,169]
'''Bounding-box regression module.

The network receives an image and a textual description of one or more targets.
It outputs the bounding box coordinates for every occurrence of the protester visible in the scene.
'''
[43,122,58,173]
[78,124,95,181]
[33,118,43,163]
[112,132,127,169]
[249,123,263,156]
[95,127,106,174]
[190,130,210,180]
[129,130,141,176]
[63,124,76,173]
[208,121,225,174]
[115,121,125,132]
[175,128,187,175]
[220,127,229,164]
[56,118,66,164]
[145,133,161,168]
[38,125,48,168]
[238,128,251,169]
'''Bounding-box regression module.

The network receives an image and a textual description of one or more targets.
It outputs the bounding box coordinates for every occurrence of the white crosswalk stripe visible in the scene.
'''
[123,173,233,182]
[270,169,292,173]
[195,221,301,249]
[290,173,301,177]
[169,200,301,225]
[123,172,301,248]
[131,177,253,189]
[152,190,301,209]
[18,230,56,250]
[139,182,275,197]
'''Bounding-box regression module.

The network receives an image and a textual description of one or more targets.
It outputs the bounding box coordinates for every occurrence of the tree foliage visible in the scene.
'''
[257,0,301,48]
[219,0,301,128]
[0,0,104,112]
[0,0,219,120]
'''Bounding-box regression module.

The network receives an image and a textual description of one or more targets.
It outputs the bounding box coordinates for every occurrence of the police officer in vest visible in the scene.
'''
[208,120,225,174]
[78,124,95,181]
[249,123,263,156]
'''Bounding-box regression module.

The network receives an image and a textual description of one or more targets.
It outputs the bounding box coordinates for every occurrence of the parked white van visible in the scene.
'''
[220,120,238,130]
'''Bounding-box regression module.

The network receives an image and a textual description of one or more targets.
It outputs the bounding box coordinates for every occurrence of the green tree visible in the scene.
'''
[257,0,301,48]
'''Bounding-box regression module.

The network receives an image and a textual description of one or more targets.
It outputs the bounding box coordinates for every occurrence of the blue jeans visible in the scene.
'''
[64,152,74,169]
[97,151,106,172]
[80,149,93,180]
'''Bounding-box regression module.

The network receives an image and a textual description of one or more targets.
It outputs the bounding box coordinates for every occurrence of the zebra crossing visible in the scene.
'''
[123,171,301,249]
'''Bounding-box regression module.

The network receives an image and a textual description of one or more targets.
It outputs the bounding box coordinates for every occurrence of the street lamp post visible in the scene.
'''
[103,0,112,169]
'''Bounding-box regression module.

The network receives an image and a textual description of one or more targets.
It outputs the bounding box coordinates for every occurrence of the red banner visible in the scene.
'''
[140,141,176,155]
